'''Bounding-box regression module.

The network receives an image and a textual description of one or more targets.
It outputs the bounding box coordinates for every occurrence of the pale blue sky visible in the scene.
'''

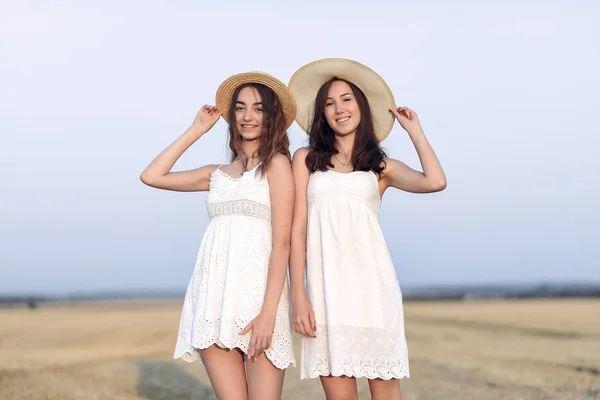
[1,1,599,295]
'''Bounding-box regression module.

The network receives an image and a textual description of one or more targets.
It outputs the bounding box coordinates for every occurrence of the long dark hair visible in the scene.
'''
[305,77,386,174]
[227,83,291,177]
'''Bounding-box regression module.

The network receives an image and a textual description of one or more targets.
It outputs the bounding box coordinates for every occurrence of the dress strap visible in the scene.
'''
[209,164,225,182]
[213,164,226,174]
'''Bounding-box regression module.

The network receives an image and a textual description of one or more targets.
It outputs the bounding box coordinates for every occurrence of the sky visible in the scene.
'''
[1,1,599,295]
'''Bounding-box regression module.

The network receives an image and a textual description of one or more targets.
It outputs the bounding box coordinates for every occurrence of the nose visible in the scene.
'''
[335,102,344,114]
[243,108,254,121]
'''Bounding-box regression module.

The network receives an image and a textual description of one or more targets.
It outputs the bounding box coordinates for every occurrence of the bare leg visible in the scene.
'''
[245,352,286,400]
[320,375,358,400]
[200,345,248,400]
[368,378,402,400]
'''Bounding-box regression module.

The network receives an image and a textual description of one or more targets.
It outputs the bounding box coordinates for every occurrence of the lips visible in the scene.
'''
[241,124,258,128]
[335,116,350,124]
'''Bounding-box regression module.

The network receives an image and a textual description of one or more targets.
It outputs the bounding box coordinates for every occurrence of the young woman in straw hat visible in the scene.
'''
[140,72,297,400]
[288,58,447,400]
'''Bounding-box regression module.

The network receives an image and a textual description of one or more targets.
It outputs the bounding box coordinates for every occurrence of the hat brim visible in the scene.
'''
[288,58,396,142]
[215,72,297,129]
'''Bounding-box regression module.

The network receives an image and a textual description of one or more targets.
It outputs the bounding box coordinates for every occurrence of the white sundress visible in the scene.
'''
[173,164,296,369]
[301,170,410,380]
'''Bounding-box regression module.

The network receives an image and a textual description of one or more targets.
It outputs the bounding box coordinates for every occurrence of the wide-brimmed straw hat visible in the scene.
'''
[215,71,297,129]
[288,58,396,142]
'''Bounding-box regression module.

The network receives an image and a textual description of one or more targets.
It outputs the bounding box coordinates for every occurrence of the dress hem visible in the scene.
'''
[300,370,410,380]
[174,340,296,370]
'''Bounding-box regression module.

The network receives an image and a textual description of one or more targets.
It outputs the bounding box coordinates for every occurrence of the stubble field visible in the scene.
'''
[1,298,598,399]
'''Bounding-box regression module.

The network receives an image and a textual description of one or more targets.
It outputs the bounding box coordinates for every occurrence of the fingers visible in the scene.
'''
[293,319,307,336]
[253,339,261,361]
[302,320,316,338]
[293,316,316,338]
[256,338,266,359]
[404,107,414,119]
[309,310,317,334]
[300,320,308,337]
[211,107,222,119]
[258,338,267,358]
[248,337,256,360]
[389,106,415,120]
[241,320,271,361]
[238,320,253,335]
[249,336,263,361]
[292,319,300,335]
[249,336,270,362]
[389,107,403,120]
[292,321,302,336]
[253,341,260,362]
[201,105,220,116]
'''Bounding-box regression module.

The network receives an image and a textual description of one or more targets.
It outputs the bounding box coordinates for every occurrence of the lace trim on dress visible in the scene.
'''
[302,324,410,380]
[207,199,271,222]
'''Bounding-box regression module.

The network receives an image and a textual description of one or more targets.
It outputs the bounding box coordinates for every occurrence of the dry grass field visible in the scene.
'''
[0,298,598,399]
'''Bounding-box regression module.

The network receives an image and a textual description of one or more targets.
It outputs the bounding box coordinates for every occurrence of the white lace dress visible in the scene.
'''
[173,164,296,369]
[301,170,410,380]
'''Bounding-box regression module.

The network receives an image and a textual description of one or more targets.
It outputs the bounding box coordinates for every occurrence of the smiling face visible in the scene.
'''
[323,80,362,137]
[225,82,291,176]
[306,77,384,173]
[234,85,264,141]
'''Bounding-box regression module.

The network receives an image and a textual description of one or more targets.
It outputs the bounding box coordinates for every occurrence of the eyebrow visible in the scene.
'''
[325,93,353,100]
[235,101,263,106]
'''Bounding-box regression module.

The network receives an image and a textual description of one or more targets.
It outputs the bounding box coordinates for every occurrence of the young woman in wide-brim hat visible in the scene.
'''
[288,58,447,399]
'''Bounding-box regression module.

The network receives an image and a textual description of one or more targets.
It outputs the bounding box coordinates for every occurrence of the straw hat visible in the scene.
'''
[215,71,297,129]
[288,58,396,142]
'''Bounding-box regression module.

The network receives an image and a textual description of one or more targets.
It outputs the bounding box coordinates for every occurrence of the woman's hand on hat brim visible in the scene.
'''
[390,106,421,132]
[191,105,222,136]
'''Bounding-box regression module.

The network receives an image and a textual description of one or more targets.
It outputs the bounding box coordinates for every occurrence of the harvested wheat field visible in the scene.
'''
[0,298,598,400]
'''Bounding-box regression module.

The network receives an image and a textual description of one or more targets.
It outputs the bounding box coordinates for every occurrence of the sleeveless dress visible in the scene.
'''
[301,170,410,380]
[173,164,296,369]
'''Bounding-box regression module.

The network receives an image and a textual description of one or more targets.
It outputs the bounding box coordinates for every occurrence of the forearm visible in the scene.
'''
[289,231,307,298]
[406,126,446,185]
[261,242,291,316]
[141,125,207,180]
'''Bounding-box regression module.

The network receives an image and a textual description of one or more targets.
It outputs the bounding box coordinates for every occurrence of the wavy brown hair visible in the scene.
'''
[305,77,386,174]
[227,83,291,177]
